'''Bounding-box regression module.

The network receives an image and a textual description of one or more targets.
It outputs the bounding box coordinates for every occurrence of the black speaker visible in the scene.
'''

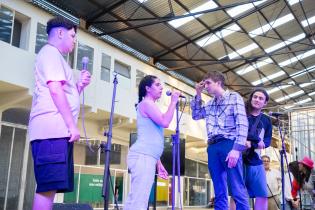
[53,203,93,210]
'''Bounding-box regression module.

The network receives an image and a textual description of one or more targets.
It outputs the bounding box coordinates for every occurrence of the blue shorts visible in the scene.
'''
[244,164,268,198]
[31,137,74,193]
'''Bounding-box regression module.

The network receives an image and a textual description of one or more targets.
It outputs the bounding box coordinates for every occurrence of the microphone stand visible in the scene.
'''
[295,147,303,210]
[171,101,182,210]
[276,115,293,210]
[102,73,119,210]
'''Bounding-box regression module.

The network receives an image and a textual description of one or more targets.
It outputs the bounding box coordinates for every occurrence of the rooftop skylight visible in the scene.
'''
[290,65,315,78]
[236,58,273,75]
[265,33,305,53]
[249,14,294,38]
[196,24,240,47]
[252,70,285,86]
[169,1,217,28]
[275,90,304,102]
[228,43,259,59]
[278,49,315,67]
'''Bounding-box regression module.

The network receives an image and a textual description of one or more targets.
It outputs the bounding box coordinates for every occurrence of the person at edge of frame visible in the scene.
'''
[28,16,91,210]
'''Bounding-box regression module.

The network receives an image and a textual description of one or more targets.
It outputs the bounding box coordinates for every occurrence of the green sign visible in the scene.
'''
[64,173,114,204]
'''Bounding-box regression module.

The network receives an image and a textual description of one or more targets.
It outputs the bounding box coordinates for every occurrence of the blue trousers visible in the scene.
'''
[207,139,250,210]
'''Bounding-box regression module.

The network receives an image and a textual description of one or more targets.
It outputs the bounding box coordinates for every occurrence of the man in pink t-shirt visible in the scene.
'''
[28,16,90,210]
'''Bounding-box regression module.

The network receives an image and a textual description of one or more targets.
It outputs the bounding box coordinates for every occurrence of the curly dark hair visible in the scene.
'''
[46,16,77,35]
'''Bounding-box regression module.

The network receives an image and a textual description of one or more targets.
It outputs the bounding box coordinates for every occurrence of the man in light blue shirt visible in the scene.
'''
[191,71,249,210]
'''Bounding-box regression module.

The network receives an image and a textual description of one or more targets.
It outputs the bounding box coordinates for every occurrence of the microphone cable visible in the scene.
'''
[81,88,96,152]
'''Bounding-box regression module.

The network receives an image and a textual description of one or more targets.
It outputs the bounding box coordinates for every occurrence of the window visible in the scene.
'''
[136,70,146,87]
[100,143,122,165]
[114,60,131,89]
[101,53,111,82]
[114,61,131,78]
[0,6,14,44]
[185,159,197,177]
[0,6,29,49]
[35,23,47,53]
[77,42,94,74]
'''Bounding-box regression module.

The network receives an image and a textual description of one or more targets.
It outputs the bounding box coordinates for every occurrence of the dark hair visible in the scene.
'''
[261,155,270,161]
[203,71,225,87]
[289,161,312,186]
[246,88,269,115]
[46,16,77,35]
[138,75,158,104]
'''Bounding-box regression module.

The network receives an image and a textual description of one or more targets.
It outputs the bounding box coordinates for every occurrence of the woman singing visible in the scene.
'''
[124,75,180,210]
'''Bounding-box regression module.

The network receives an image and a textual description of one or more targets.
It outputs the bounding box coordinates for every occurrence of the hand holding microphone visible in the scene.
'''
[166,90,184,104]
[79,57,91,89]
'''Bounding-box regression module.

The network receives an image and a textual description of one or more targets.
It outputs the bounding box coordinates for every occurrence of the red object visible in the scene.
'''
[291,179,300,199]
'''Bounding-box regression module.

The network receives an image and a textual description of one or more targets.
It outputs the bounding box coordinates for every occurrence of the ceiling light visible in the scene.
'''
[309,91,315,96]
[196,24,240,47]
[236,58,273,75]
[228,43,259,59]
[169,1,217,28]
[249,14,294,38]
[275,90,304,102]
[252,71,285,86]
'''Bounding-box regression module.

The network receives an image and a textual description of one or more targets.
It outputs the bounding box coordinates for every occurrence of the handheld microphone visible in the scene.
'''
[82,56,89,70]
[166,90,186,98]
[269,111,285,117]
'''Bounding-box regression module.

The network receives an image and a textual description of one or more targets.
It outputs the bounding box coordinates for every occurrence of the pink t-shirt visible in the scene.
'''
[28,44,80,141]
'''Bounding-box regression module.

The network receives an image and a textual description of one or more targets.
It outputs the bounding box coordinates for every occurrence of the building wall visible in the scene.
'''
[0,1,212,209]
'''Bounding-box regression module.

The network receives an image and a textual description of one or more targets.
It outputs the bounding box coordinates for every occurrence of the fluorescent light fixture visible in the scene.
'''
[279,49,315,67]
[267,85,291,94]
[227,0,267,17]
[290,65,315,78]
[169,1,217,28]
[265,33,305,53]
[249,14,294,38]
[275,90,304,102]
[252,71,285,86]
[295,98,312,104]
[196,24,240,47]
[228,43,259,59]
[301,15,315,27]
[236,58,273,75]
